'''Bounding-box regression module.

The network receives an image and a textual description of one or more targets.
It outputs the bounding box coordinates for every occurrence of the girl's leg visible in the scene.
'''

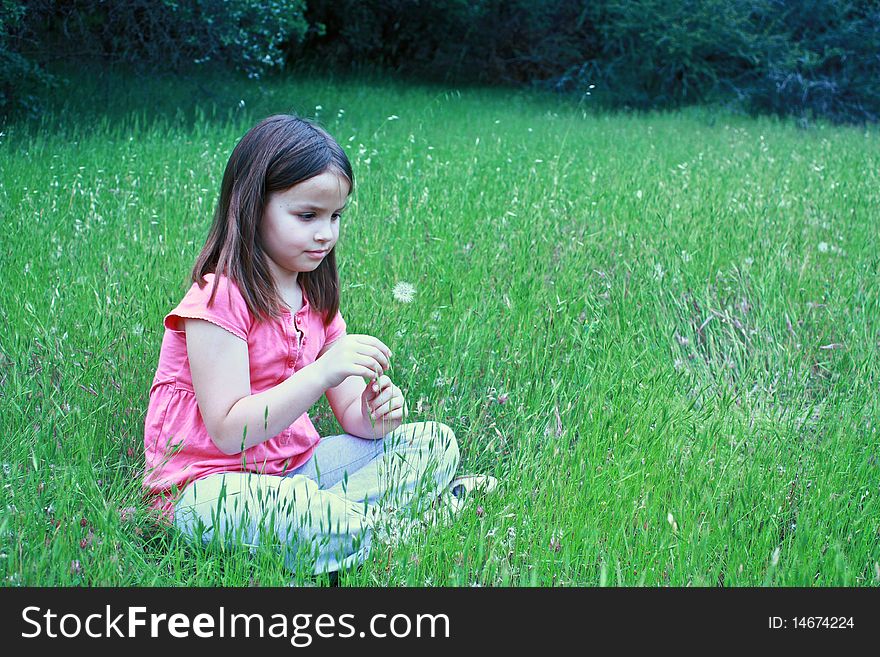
[173,422,460,575]
[173,471,370,575]
[290,421,461,520]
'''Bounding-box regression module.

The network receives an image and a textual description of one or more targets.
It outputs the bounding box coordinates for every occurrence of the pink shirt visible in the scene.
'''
[143,273,346,518]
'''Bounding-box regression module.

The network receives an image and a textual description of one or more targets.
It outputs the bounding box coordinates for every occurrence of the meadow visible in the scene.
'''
[1,66,878,586]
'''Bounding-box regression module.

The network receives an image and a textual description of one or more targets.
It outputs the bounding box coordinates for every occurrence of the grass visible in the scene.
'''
[1,63,878,586]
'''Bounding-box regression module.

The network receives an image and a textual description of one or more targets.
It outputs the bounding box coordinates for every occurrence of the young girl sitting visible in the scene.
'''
[143,114,495,578]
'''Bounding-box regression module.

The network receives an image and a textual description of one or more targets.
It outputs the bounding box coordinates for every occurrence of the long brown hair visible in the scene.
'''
[192,114,353,326]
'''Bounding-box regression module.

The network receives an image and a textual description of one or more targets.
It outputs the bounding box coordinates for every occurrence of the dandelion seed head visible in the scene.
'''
[392,281,416,303]
[818,241,829,253]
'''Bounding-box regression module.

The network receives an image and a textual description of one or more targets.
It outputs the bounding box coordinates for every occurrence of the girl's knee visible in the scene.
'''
[278,473,320,497]
[273,474,324,519]
[403,421,460,472]
[433,422,460,469]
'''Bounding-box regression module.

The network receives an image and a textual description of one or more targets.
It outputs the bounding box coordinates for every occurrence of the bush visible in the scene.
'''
[4,0,879,124]
[1,0,56,117]
[301,0,880,123]
[748,0,880,123]
[301,0,475,76]
[497,0,880,122]
[302,0,598,85]
[2,0,311,117]
[581,0,765,106]
[24,0,309,77]
[460,0,602,85]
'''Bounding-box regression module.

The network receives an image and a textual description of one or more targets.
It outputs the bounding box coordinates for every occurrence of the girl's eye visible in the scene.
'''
[296,213,341,221]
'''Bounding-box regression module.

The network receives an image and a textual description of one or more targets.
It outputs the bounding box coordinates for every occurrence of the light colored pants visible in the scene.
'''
[173,421,460,575]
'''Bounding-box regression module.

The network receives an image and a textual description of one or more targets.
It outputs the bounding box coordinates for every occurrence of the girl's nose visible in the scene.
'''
[314,217,336,242]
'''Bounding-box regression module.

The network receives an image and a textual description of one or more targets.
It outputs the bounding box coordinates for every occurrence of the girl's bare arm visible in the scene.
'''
[185,318,329,455]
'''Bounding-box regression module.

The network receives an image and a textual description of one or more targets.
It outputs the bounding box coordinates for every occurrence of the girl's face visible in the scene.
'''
[258,170,350,281]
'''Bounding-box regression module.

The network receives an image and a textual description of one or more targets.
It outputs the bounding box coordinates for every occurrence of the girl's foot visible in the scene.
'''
[427,474,499,524]
[374,475,501,541]
[448,475,498,502]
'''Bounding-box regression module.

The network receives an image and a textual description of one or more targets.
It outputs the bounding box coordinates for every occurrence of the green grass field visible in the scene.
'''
[2,65,878,586]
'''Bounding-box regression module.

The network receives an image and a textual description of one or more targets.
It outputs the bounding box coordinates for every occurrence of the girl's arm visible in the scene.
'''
[185,318,330,455]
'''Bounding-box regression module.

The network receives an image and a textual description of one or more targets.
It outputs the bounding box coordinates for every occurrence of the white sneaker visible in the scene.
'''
[448,474,499,500]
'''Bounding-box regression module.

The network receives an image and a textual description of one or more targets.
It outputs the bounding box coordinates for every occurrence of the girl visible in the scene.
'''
[143,114,494,578]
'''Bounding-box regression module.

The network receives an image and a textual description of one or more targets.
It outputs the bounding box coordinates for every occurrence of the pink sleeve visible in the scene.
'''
[323,309,347,347]
[164,273,251,341]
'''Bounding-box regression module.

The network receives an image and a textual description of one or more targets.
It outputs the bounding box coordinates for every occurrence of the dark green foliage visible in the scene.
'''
[458,1,602,85]
[583,0,765,105]
[25,0,308,74]
[301,0,879,124]
[302,0,599,85]
[1,0,57,117]
[3,0,879,123]
[299,0,475,76]
[1,0,309,117]
[747,0,880,123]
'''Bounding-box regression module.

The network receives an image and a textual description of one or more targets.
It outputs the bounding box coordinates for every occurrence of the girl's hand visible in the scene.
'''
[316,334,392,389]
[361,374,408,425]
